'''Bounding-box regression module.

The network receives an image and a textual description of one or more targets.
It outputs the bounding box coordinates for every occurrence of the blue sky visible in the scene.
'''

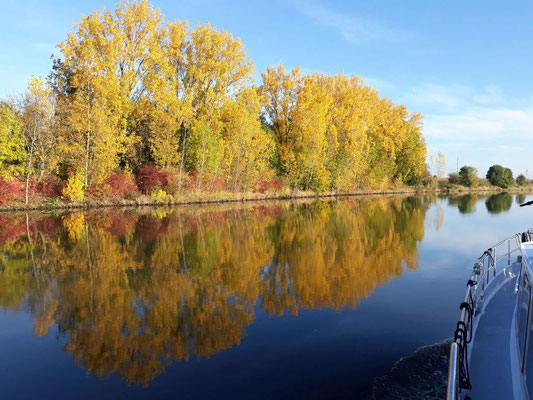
[2,0,533,176]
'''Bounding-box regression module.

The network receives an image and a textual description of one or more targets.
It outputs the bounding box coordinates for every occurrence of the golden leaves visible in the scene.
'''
[261,70,427,191]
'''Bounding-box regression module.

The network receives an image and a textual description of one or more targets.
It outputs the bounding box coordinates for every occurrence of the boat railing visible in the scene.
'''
[446,232,524,400]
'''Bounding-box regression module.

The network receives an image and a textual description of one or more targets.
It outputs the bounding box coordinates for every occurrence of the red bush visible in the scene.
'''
[0,178,25,204]
[188,172,227,192]
[136,165,169,194]
[255,178,284,193]
[203,174,227,192]
[103,172,138,198]
[34,175,63,197]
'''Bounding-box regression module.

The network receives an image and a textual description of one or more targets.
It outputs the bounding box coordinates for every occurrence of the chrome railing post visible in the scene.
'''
[446,342,459,400]
[509,239,511,265]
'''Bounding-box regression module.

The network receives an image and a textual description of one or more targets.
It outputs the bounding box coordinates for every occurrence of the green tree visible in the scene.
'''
[459,166,478,187]
[0,102,25,178]
[516,174,526,186]
[448,172,460,185]
[486,165,513,188]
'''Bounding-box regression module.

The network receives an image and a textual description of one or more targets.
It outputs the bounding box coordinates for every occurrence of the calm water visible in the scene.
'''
[0,193,531,399]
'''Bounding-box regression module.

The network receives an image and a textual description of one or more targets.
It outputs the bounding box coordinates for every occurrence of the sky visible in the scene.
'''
[2,0,533,176]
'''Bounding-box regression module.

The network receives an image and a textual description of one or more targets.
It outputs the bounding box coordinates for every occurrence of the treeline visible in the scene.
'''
[447,164,528,189]
[0,0,427,204]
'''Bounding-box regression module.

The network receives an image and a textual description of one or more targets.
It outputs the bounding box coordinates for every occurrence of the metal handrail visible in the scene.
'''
[446,232,524,400]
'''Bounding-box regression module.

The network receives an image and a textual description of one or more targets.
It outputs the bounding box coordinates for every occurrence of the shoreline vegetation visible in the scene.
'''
[1,0,429,211]
[0,0,528,214]
[1,181,532,212]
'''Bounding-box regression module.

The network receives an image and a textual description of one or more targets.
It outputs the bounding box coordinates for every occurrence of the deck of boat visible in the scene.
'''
[467,261,520,399]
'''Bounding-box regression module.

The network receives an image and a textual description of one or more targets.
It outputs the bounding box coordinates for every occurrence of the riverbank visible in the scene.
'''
[1,184,533,212]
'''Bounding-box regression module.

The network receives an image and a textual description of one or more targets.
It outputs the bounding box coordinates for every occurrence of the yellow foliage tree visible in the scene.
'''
[20,76,56,203]
[0,102,25,178]
[220,87,274,191]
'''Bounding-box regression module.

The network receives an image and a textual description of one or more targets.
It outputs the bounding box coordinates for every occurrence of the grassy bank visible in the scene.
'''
[1,183,533,212]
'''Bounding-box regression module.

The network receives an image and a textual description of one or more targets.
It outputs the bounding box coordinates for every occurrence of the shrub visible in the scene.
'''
[486,165,513,188]
[203,174,227,192]
[165,168,190,195]
[516,174,527,186]
[448,173,460,185]
[459,166,478,187]
[256,178,284,193]
[150,189,174,202]
[86,183,111,198]
[136,165,169,193]
[103,172,138,197]
[34,175,63,197]
[0,178,24,204]
[62,176,85,202]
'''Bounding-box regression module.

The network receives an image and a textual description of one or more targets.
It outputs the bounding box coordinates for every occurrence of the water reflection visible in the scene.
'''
[448,194,478,214]
[0,197,430,386]
[486,193,513,214]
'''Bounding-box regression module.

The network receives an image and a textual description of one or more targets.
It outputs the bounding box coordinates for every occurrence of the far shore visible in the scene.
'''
[1,184,532,213]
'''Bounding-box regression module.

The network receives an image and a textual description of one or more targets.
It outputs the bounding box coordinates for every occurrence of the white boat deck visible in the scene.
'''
[468,261,520,399]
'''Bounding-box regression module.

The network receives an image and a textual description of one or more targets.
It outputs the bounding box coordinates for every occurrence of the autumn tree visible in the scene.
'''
[326,75,369,190]
[20,76,55,203]
[220,87,274,191]
[436,152,446,178]
[260,65,301,174]
[288,73,332,191]
[394,113,426,185]
[144,21,192,168]
[184,23,254,188]
[0,102,25,178]
[55,0,165,184]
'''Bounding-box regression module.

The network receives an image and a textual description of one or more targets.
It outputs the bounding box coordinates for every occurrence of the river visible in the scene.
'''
[0,193,530,399]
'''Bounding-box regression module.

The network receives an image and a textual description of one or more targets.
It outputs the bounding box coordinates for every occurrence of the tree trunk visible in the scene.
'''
[25,138,35,205]
[85,132,90,186]
[178,128,188,191]
[197,133,207,190]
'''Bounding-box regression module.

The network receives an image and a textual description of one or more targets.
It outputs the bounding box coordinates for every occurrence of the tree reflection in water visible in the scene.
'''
[486,193,513,214]
[0,197,430,386]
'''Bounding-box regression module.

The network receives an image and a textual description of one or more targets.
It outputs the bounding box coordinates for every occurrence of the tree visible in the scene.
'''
[0,102,25,178]
[394,113,426,185]
[261,65,301,175]
[56,0,165,184]
[288,73,332,191]
[486,165,513,188]
[459,166,478,187]
[436,152,446,178]
[220,87,274,191]
[448,172,460,185]
[20,76,55,203]
[144,21,192,168]
[516,174,526,186]
[326,74,369,189]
